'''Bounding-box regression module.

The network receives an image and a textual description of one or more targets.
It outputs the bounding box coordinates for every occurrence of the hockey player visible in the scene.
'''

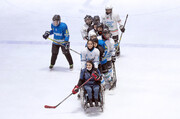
[88,30,97,41]
[97,27,116,89]
[93,38,106,90]
[93,38,104,72]
[87,22,98,35]
[43,15,73,70]
[81,15,93,40]
[93,15,100,24]
[81,40,100,69]
[72,60,101,107]
[101,5,125,56]
[102,27,116,87]
[87,15,100,33]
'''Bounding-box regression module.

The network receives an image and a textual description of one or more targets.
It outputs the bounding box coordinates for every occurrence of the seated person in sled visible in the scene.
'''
[72,60,101,107]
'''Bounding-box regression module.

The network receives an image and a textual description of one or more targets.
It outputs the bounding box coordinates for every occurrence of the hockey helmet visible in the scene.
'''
[52,15,61,21]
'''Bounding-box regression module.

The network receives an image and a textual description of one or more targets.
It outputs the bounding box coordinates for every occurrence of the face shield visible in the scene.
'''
[53,20,60,26]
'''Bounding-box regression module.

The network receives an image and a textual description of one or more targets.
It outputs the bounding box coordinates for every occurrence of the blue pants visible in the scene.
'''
[84,85,100,100]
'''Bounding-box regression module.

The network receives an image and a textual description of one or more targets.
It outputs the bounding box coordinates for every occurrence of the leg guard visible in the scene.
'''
[112,35,120,56]
[107,61,113,82]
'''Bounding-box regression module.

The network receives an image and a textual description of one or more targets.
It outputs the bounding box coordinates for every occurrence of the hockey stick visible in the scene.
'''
[116,14,128,52]
[109,62,117,90]
[47,37,81,55]
[44,77,93,109]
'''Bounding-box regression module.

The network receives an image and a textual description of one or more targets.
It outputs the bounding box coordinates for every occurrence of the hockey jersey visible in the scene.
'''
[101,13,121,36]
[105,38,116,61]
[49,22,69,45]
[81,24,89,40]
[81,47,100,69]
[98,36,115,62]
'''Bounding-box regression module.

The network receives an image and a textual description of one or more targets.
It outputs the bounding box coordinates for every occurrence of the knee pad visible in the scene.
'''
[101,64,108,74]
[102,68,108,74]
[107,61,112,70]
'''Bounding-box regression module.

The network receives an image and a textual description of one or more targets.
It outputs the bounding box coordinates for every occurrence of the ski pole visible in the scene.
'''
[116,14,128,52]
[47,37,81,55]
[44,77,93,109]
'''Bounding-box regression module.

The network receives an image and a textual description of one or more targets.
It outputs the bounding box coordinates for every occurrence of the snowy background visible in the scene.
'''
[0,0,180,119]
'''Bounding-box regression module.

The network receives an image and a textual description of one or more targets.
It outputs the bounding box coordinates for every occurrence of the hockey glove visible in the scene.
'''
[111,56,116,63]
[43,31,50,39]
[92,71,100,81]
[120,25,125,33]
[72,85,79,94]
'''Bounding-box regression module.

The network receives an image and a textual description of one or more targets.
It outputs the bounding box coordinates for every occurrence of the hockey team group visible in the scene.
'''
[43,5,127,111]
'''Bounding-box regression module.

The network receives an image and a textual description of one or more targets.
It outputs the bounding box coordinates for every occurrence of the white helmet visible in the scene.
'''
[105,4,113,10]
[88,30,97,39]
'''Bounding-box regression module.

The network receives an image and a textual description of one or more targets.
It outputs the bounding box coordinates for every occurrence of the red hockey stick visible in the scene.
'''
[44,77,93,109]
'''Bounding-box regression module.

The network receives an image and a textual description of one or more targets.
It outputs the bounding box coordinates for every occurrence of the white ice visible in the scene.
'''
[0,0,180,119]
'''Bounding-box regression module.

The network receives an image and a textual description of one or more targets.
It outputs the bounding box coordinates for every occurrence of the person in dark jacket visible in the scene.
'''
[72,60,101,107]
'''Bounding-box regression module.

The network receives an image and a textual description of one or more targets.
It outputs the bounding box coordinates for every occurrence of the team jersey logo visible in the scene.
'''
[65,30,69,36]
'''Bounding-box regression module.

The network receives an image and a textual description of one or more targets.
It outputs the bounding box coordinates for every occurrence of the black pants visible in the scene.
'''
[51,43,73,66]
[112,35,120,55]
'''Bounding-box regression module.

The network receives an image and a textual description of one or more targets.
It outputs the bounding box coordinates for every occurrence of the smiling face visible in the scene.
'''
[86,62,92,71]
[87,40,94,49]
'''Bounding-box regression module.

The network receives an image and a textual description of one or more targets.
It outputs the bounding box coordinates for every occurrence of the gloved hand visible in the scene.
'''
[120,25,125,33]
[92,71,100,81]
[72,85,79,94]
[83,36,88,40]
[111,56,116,63]
[43,31,50,39]
[64,41,70,50]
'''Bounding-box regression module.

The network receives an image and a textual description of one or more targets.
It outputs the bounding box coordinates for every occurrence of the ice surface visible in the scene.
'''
[0,0,180,119]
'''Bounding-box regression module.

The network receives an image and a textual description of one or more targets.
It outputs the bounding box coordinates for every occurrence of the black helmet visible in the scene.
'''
[93,15,100,24]
[84,15,93,26]
[102,27,110,34]
[84,15,93,21]
[97,23,103,28]
[52,15,61,21]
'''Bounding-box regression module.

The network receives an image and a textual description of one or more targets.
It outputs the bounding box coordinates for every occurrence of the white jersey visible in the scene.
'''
[97,36,115,61]
[81,47,100,69]
[81,24,89,40]
[97,35,102,40]
[105,38,116,61]
[101,13,121,36]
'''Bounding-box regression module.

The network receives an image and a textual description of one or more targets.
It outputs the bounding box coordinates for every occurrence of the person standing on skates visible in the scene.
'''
[43,15,73,70]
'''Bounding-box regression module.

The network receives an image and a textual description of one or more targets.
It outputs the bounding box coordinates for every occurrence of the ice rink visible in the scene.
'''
[0,0,180,119]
